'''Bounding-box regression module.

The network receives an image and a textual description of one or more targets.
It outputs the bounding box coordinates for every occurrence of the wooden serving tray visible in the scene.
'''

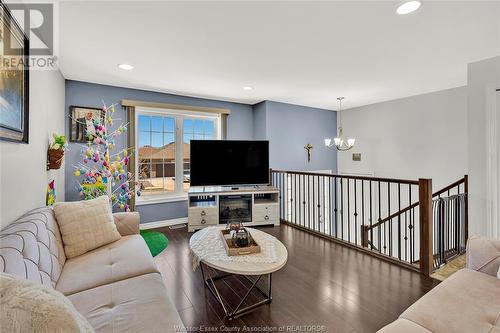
[220,229,261,256]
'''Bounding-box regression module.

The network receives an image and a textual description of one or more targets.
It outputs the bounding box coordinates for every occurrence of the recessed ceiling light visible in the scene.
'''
[118,63,134,70]
[396,1,422,15]
[243,86,253,91]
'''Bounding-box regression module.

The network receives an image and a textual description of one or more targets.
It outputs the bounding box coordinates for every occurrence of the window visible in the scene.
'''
[182,118,216,190]
[136,108,220,203]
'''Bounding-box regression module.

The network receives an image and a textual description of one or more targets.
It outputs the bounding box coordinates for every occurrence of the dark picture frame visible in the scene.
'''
[69,106,105,143]
[0,1,30,143]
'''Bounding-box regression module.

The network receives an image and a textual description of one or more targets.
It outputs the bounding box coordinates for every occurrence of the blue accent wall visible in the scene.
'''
[254,101,337,172]
[65,80,253,223]
[252,101,267,140]
[64,80,337,224]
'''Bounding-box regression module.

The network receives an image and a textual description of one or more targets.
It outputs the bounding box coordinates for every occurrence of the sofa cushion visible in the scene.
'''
[67,273,184,333]
[399,269,500,333]
[0,207,66,288]
[467,236,500,278]
[56,235,159,295]
[0,273,95,333]
[53,196,121,259]
[378,318,432,333]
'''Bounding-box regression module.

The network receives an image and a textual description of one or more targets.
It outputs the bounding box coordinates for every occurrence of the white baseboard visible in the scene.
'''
[140,217,188,230]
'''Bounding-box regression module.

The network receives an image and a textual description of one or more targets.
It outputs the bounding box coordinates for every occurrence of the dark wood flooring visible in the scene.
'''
[154,224,439,333]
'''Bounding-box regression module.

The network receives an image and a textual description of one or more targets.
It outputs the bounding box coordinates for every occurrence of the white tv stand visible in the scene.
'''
[187,185,280,232]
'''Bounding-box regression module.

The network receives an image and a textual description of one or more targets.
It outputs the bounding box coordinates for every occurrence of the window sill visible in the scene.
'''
[136,194,188,206]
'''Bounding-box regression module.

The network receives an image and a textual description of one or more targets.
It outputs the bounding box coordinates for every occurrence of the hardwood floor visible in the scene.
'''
[154,224,439,333]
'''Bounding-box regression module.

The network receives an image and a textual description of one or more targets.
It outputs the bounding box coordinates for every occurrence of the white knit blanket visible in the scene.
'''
[190,227,278,270]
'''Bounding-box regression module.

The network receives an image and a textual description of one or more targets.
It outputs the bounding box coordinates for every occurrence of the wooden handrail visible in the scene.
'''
[366,176,467,231]
[433,177,467,197]
[270,169,419,185]
[369,202,419,230]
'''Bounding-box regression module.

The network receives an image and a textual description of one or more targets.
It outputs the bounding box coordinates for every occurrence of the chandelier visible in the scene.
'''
[325,97,355,151]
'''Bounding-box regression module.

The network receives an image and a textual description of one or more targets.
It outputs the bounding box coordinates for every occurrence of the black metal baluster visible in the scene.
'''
[446,196,453,252]
[318,176,322,234]
[397,183,401,260]
[455,193,462,255]
[340,178,344,240]
[302,174,305,228]
[361,180,365,245]
[293,174,300,225]
[441,198,445,266]
[405,184,409,262]
[387,182,392,256]
[322,176,326,234]
[410,187,415,264]
[347,179,351,243]
[283,172,286,221]
[305,174,308,229]
[378,181,382,253]
[404,210,408,262]
[354,180,358,245]
[329,176,332,236]
[277,172,280,220]
[308,175,311,230]
[369,181,373,249]
[312,175,316,231]
[334,177,338,238]
[298,174,301,227]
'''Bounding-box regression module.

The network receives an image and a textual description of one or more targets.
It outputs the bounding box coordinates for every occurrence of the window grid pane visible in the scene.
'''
[137,114,176,195]
[138,114,218,197]
[182,117,217,192]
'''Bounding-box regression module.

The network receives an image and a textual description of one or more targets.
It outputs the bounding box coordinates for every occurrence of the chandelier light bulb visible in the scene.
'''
[325,97,355,151]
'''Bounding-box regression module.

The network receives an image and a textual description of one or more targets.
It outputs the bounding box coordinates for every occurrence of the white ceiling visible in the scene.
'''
[58,1,500,110]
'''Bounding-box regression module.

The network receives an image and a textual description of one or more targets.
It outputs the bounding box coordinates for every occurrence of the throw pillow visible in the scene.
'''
[53,195,121,258]
[0,273,95,333]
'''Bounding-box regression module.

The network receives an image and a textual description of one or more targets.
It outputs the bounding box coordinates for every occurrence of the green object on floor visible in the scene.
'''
[140,230,169,257]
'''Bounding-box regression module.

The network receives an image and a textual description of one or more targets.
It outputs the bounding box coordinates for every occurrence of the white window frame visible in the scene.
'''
[135,107,221,205]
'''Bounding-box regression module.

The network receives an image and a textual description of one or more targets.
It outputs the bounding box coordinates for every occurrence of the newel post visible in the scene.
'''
[361,225,369,248]
[418,178,433,276]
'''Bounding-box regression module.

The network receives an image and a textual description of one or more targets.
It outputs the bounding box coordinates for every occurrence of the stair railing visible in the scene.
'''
[362,176,468,273]
[270,169,468,276]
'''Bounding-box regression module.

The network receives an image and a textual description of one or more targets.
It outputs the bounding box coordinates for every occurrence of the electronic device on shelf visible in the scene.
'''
[187,140,278,232]
[190,140,269,187]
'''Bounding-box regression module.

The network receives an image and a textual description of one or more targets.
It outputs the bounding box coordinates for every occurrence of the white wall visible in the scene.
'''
[0,69,66,227]
[467,56,500,237]
[337,86,468,191]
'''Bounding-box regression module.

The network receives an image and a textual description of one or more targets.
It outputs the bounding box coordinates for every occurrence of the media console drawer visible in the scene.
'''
[189,207,218,218]
[188,186,280,232]
[189,215,218,226]
[253,204,278,223]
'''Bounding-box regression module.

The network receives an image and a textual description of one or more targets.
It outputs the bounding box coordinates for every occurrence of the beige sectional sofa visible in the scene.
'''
[0,207,184,333]
[378,237,500,333]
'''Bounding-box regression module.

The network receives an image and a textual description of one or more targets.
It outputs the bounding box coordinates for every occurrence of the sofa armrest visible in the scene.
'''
[466,236,500,277]
[113,212,140,236]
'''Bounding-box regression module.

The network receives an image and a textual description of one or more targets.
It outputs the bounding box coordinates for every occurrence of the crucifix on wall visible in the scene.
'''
[304,143,313,163]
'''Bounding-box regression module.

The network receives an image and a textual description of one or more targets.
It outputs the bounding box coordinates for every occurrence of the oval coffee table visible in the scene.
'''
[189,227,288,320]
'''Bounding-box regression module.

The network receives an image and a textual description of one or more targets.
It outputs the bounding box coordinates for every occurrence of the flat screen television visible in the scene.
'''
[190,140,269,187]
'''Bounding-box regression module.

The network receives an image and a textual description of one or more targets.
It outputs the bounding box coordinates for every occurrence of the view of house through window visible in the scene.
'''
[136,110,219,200]
[182,118,216,188]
